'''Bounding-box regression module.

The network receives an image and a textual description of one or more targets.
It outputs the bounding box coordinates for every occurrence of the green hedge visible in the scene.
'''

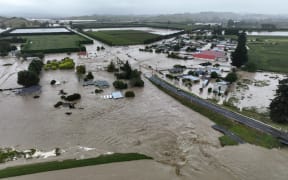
[0,153,152,179]
[22,47,86,54]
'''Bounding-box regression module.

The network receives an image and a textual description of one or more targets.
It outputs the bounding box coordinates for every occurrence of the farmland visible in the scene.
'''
[20,34,92,53]
[247,36,288,73]
[85,30,161,46]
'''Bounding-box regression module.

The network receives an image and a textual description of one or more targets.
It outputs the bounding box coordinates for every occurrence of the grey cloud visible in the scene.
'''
[0,0,286,17]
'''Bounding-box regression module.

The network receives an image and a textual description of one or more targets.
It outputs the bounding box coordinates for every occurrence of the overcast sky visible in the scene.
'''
[0,0,287,17]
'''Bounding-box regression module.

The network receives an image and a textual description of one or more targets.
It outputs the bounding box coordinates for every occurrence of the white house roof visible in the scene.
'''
[112,91,124,99]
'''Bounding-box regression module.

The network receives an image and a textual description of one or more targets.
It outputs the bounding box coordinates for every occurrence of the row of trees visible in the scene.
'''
[17,60,43,87]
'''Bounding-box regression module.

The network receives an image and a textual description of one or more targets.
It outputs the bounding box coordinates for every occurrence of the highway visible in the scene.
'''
[149,75,288,144]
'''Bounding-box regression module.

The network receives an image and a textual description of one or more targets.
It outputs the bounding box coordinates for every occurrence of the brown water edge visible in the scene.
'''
[5,160,183,180]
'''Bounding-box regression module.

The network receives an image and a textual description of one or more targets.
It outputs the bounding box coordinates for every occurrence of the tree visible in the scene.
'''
[76,65,86,74]
[28,60,43,75]
[270,78,288,123]
[0,41,11,56]
[107,61,116,72]
[125,91,135,97]
[225,72,238,83]
[210,71,218,79]
[231,32,248,68]
[113,80,128,89]
[121,61,132,79]
[85,72,94,81]
[17,70,39,87]
[130,78,144,87]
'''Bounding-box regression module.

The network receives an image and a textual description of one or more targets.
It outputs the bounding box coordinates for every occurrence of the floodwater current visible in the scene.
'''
[0,38,288,180]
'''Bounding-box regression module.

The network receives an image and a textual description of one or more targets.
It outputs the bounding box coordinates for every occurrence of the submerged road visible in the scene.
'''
[148,75,288,144]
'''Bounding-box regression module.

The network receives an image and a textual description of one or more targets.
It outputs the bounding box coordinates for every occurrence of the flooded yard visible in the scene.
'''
[0,39,288,180]
[229,72,286,112]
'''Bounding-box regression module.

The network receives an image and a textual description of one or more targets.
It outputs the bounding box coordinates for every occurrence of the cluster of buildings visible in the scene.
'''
[162,61,232,96]
[147,32,237,62]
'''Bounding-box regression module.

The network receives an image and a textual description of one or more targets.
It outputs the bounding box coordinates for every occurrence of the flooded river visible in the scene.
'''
[0,39,288,180]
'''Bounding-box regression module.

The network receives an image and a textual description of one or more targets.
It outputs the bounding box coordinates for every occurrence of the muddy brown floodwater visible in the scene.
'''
[0,39,288,180]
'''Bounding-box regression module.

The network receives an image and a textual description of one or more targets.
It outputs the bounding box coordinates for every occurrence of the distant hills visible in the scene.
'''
[1,12,288,29]
[67,12,288,23]
[0,16,40,29]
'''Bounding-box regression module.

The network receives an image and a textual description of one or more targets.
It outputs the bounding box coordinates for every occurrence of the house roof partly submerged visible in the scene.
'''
[83,80,110,88]
[14,85,41,95]
[182,75,200,81]
[112,91,124,99]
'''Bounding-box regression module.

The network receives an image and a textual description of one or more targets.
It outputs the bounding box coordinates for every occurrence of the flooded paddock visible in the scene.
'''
[83,27,182,36]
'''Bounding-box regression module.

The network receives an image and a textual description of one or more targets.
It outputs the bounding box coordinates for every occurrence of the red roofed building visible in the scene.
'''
[78,51,87,56]
[193,53,216,60]
[193,50,226,61]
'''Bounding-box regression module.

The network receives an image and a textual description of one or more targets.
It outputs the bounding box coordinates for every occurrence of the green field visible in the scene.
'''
[85,30,161,46]
[21,34,92,53]
[247,36,288,73]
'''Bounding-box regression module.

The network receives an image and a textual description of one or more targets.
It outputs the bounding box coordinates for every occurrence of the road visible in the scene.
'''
[148,75,288,144]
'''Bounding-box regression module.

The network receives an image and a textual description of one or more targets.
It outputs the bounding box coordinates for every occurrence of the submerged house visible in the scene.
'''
[112,91,124,99]
[168,68,185,74]
[83,80,110,88]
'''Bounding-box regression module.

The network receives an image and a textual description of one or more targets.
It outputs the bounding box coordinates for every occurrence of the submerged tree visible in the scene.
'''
[270,78,288,124]
[107,61,116,72]
[231,32,248,68]
[224,72,238,83]
[28,60,43,75]
[17,70,39,87]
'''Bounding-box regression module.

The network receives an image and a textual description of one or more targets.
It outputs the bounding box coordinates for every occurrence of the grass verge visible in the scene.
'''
[0,153,152,179]
[219,135,239,146]
[223,102,288,131]
[150,79,281,149]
